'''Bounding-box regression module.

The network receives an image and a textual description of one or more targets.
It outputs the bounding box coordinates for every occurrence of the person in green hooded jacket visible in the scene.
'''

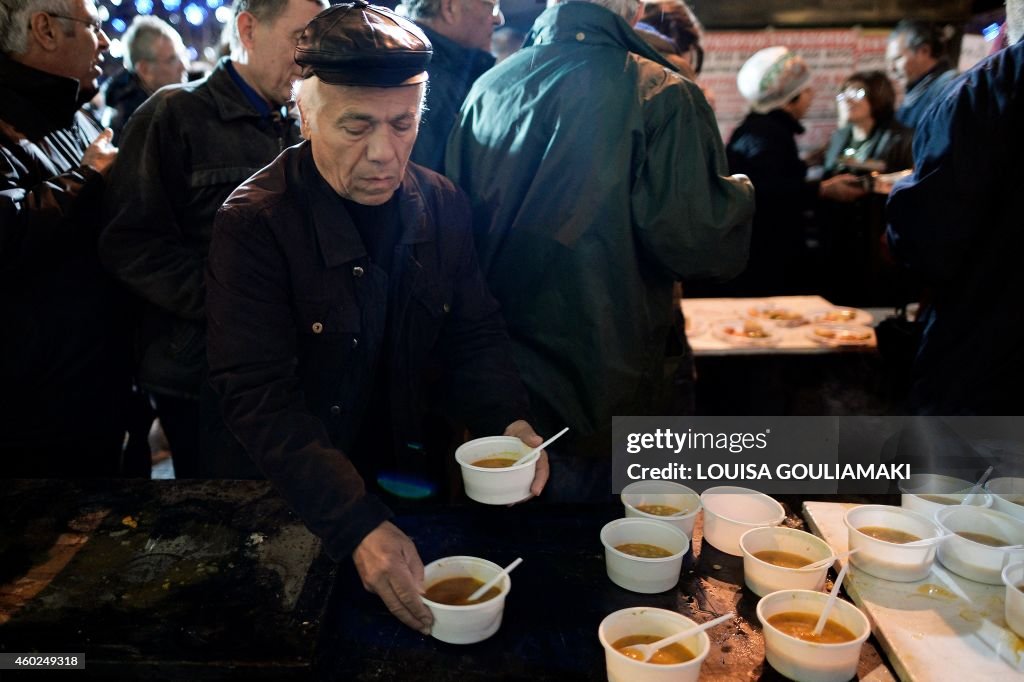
[447,0,754,499]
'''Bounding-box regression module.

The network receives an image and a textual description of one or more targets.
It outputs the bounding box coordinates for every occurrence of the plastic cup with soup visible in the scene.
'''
[844,505,943,582]
[455,436,535,505]
[757,589,870,682]
[600,518,688,593]
[598,607,710,682]
[700,486,786,556]
[986,477,1024,521]
[421,555,511,644]
[621,481,702,537]
[900,473,993,517]
[739,527,834,597]
[1001,556,1024,638]
[934,506,1024,584]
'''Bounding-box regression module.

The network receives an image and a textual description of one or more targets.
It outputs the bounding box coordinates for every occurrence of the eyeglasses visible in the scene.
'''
[46,13,105,35]
[476,0,502,19]
[835,87,866,103]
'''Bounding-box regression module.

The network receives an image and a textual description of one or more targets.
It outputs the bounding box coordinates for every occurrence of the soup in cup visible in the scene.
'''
[935,506,1024,584]
[600,518,688,593]
[455,436,535,505]
[700,486,786,556]
[740,527,834,597]
[421,555,511,644]
[621,480,701,537]
[598,607,711,682]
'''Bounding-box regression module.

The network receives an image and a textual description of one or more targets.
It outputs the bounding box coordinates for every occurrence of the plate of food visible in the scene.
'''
[747,304,807,327]
[808,307,873,325]
[807,324,874,346]
[684,316,707,338]
[712,319,779,346]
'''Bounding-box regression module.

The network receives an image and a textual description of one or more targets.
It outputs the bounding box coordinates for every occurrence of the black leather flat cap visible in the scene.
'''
[295,1,432,87]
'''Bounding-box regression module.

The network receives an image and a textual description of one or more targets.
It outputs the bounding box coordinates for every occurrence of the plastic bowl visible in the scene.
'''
[740,527,834,597]
[986,477,1024,521]
[455,436,534,505]
[621,481,701,537]
[900,473,993,517]
[600,518,688,593]
[421,555,511,644]
[700,486,786,556]
[844,505,943,582]
[935,506,1024,584]
[757,589,870,682]
[1001,561,1024,638]
[598,607,711,682]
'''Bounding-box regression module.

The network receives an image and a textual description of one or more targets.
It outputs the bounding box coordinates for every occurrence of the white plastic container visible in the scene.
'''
[934,506,1024,584]
[986,477,1024,521]
[598,607,710,682]
[621,481,702,537]
[739,527,834,597]
[1001,561,1024,638]
[700,486,786,556]
[757,589,870,682]
[599,518,688,594]
[900,473,993,517]
[421,556,511,644]
[455,436,534,505]
[844,505,943,582]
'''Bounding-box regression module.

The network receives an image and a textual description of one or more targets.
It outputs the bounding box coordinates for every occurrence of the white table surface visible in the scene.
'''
[683,295,881,357]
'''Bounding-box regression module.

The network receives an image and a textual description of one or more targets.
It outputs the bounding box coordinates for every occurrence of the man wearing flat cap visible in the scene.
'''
[206,1,550,634]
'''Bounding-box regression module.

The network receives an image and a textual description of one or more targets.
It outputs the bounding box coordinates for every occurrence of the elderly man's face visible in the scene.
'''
[451,0,503,52]
[886,34,932,85]
[49,0,109,94]
[138,35,188,92]
[244,0,325,106]
[302,81,423,206]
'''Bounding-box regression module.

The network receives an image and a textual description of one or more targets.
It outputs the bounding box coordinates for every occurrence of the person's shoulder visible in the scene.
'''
[406,163,462,200]
[220,146,297,222]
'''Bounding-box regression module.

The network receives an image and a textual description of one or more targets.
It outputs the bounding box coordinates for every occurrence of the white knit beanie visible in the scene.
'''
[736,46,811,114]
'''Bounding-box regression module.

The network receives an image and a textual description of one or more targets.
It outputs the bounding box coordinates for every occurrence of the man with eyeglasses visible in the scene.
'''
[99,0,326,478]
[102,15,189,143]
[400,0,503,172]
[0,0,137,475]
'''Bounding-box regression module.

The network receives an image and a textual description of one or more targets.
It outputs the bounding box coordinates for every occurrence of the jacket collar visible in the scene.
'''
[524,1,677,72]
[297,143,432,269]
[207,57,274,122]
[417,24,495,79]
[0,54,83,137]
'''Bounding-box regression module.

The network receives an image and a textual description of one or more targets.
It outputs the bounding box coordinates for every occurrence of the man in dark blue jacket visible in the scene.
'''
[207,2,548,634]
[401,0,501,172]
[886,6,1024,415]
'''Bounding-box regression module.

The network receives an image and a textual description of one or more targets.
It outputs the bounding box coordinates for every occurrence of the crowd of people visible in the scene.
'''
[2,0,1021,631]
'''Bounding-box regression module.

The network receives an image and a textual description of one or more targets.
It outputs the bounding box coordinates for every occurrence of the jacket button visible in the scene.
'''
[329,405,341,416]
[351,337,359,349]
[575,32,585,41]
[312,322,323,334]
[442,303,450,313]
[352,266,365,278]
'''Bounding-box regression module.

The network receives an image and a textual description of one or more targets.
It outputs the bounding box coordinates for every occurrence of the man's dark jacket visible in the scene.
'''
[207,143,530,559]
[100,58,301,399]
[410,24,494,173]
[0,55,131,468]
[887,39,1024,415]
[101,69,150,144]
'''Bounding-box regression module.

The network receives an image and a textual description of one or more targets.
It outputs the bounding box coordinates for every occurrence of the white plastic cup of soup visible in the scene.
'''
[739,527,834,597]
[757,589,870,682]
[934,506,1024,584]
[598,607,711,682]
[420,555,511,644]
[844,505,943,582]
[600,518,689,594]
[455,436,535,505]
[900,473,993,517]
[986,477,1024,521]
[700,486,786,556]
[621,481,702,537]
[1001,560,1024,638]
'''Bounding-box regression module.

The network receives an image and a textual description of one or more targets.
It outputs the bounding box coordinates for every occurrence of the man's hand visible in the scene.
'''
[819,173,868,203]
[352,521,432,635]
[82,128,118,176]
[504,420,550,498]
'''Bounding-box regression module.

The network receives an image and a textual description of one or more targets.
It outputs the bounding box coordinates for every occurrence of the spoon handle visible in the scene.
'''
[467,557,523,602]
[641,612,735,661]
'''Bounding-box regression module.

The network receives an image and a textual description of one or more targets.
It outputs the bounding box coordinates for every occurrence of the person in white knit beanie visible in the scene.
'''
[737,45,812,114]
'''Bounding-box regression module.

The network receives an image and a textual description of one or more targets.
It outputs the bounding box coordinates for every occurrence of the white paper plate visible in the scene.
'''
[808,307,873,325]
[712,319,780,346]
[806,323,874,346]
[746,304,807,327]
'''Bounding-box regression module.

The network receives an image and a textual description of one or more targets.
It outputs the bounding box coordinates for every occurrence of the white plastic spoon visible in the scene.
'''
[812,561,851,637]
[623,611,736,663]
[515,427,569,468]
[899,533,956,548]
[962,466,994,505]
[802,548,859,572]
[466,557,523,602]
